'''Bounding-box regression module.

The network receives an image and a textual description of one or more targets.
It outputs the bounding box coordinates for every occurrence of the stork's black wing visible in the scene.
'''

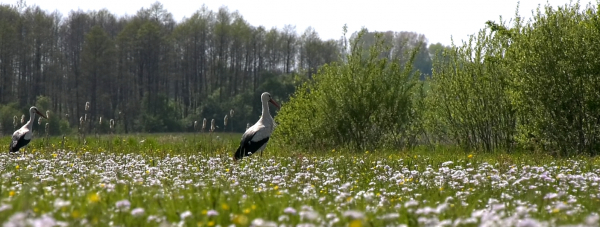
[9,133,28,153]
[234,130,270,160]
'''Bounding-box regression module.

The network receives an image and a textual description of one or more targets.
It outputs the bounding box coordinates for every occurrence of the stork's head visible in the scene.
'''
[261,92,280,109]
[30,106,47,119]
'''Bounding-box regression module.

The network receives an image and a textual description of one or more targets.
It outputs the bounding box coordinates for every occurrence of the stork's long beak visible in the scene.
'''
[36,110,47,119]
[269,99,280,110]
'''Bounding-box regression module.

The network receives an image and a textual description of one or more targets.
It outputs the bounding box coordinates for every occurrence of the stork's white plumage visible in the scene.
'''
[234,92,280,160]
[9,106,47,153]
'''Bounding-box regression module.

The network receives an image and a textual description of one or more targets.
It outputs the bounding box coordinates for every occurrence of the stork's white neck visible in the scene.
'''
[261,99,272,123]
[26,110,35,131]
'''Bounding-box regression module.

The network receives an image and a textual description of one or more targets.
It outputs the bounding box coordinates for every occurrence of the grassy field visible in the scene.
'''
[0,132,599,227]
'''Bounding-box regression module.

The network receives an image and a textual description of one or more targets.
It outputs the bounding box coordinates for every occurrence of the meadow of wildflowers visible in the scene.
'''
[0,134,599,227]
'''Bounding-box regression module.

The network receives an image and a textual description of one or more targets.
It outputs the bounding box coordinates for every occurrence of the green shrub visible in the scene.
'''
[425,27,516,152]
[0,103,22,135]
[274,29,421,151]
[506,3,600,156]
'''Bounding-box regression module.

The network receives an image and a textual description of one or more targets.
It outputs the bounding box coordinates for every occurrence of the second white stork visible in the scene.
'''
[9,106,47,153]
[234,92,280,160]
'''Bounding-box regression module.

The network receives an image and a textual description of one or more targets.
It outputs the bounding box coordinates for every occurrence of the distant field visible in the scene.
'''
[0,133,599,226]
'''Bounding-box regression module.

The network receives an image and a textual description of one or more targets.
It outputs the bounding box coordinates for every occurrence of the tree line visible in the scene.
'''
[0,1,439,135]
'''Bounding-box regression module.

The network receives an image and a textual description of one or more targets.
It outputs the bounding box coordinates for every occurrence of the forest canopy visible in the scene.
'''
[0,1,437,135]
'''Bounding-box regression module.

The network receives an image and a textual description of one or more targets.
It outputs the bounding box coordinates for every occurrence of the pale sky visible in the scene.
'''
[1,0,582,46]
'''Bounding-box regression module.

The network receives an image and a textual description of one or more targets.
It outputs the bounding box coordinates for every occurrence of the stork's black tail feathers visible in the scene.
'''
[8,143,16,153]
[233,137,270,161]
[234,145,244,160]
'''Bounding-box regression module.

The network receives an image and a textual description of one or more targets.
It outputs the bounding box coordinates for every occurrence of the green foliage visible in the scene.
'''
[137,93,183,132]
[506,3,600,156]
[0,102,21,135]
[274,29,421,151]
[35,95,71,136]
[425,27,516,152]
[423,2,600,156]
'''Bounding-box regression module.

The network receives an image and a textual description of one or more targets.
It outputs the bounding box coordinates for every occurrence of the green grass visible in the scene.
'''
[0,132,598,226]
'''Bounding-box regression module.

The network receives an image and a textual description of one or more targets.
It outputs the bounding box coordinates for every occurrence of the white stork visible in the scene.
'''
[9,106,47,153]
[234,92,280,160]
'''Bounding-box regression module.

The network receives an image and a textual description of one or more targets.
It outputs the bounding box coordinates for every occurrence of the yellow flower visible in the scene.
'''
[251,205,257,210]
[221,203,230,210]
[52,153,57,158]
[207,221,215,227]
[71,210,81,218]
[15,165,19,170]
[201,210,208,215]
[273,185,279,190]
[468,154,473,158]
[88,193,100,203]
[243,208,251,214]
[9,191,15,197]
[225,168,230,172]
[233,215,249,225]
[349,219,363,227]
[552,208,559,213]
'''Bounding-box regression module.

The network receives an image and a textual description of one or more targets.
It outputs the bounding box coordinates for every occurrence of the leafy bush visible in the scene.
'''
[424,2,600,156]
[506,3,600,156]
[425,27,516,152]
[274,29,421,151]
[0,103,22,135]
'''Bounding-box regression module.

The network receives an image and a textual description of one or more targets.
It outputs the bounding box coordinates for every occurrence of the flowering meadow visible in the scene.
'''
[0,134,599,227]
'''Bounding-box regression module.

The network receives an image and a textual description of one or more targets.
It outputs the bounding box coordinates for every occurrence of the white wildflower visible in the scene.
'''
[342,210,365,220]
[54,198,71,209]
[180,210,192,219]
[206,210,218,216]
[115,199,131,211]
[299,211,319,221]
[284,207,297,214]
[131,208,145,217]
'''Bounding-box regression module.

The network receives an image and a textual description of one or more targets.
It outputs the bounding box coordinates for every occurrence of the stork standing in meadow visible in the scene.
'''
[234,92,280,160]
[9,106,47,153]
